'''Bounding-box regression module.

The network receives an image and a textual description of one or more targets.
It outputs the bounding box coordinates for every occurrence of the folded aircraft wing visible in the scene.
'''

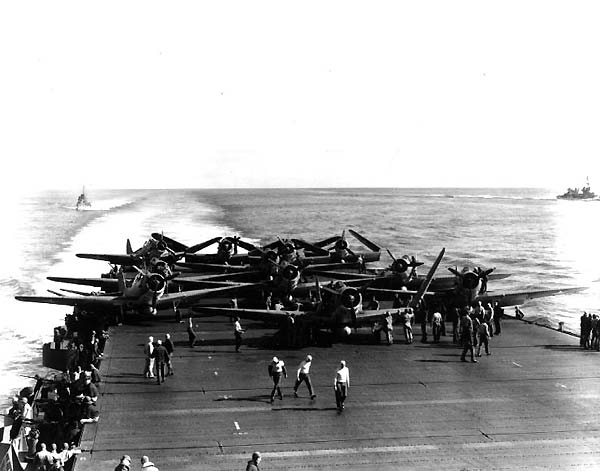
[15,294,119,308]
[366,287,436,297]
[478,287,586,307]
[348,229,381,252]
[175,262,252,273]
[191,306,307,323]
[156,284,254,307]
[306,269,375,280]
[76,253,140,266]
[47,276,120,290]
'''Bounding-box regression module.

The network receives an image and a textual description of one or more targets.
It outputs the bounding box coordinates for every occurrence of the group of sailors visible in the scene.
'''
[5,315,109,471]
[580,312,600,350]
[368,299,505,349]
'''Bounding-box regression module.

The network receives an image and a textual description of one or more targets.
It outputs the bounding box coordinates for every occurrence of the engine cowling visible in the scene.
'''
[219,239,233,253]
[391,258,409,273]
[461,271,480,290]
[335,239,349,250]
[281,265,299,281]
[340,287,361,309]
[146,273,166,293]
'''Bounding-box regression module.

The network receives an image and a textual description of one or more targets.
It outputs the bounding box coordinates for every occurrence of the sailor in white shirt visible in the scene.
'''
[334,360,350,412]
[233,317,245,352]
[293,355,316,399]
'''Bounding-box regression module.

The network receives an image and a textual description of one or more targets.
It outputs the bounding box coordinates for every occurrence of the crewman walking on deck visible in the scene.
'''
[459,311,477,363]
[334,360,350,412]
[268,356,287,403]
[293,354,316,399]
[143,336,155,378]
[233,317,245,352]
[187,317,197,348]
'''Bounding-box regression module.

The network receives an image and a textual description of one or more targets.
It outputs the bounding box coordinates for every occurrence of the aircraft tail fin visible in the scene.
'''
[126,239,133,255]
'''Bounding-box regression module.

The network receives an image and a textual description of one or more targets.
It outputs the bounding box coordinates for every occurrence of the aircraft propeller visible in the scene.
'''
[386,249,423,275]
[448,266,495,291]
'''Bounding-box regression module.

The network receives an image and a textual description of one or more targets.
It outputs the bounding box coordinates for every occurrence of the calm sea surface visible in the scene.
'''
[1,188,598,406]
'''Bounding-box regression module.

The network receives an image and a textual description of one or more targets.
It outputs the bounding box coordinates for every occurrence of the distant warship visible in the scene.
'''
[557,178,597,200]
[75,186,92,210]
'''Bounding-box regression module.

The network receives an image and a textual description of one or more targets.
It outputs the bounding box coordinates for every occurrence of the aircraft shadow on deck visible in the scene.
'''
[540,344,587,351]
[414,359,453,363]
[271,406,340,412]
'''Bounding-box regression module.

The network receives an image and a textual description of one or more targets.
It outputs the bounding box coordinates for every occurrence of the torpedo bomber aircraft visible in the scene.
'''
[15,230,586,344]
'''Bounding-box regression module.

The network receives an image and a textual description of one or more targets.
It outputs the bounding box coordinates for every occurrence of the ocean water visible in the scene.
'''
[1,188,598,407]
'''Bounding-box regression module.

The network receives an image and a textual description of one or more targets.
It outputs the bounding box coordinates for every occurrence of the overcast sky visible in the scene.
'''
[1,1,599,193]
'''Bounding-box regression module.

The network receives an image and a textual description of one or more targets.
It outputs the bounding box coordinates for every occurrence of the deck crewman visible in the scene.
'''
[268,356,287,403]
[143,336,155,379]
[334,360,350,412]
[234,317,245,352]
[293,355,316,399]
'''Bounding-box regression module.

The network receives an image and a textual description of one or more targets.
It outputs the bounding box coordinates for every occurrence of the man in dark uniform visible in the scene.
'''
[459,311,477,363]
[152,340,170,384]
[268,357,287,403]
[164,333,175,375]
[493,301,503,335]
[187,317,197,348]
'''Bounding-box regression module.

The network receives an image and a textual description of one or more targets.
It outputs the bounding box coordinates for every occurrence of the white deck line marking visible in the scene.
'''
[140,397,512,416]
[512,361,522,367]
[234,421,240,430]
